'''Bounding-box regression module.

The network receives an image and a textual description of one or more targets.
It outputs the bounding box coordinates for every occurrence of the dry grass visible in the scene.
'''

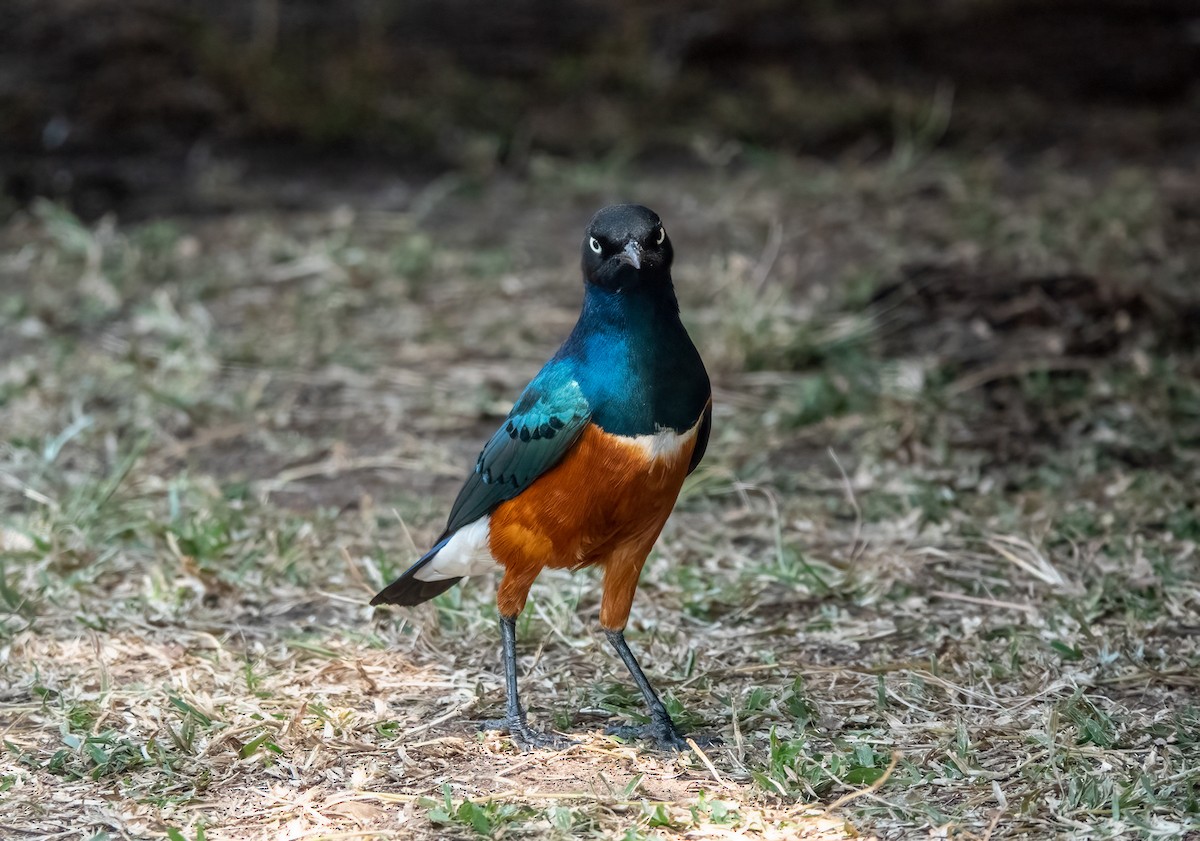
[1,152,1199,840]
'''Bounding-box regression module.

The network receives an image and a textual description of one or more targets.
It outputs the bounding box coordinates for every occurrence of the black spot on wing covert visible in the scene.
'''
[441,376,590,535]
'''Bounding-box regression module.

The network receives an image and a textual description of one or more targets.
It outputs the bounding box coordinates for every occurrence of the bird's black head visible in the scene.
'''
[581,204,673,291]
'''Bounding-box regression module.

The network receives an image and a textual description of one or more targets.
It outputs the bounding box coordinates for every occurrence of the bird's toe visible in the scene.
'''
[605,717,691,751]
[480,716,573,751]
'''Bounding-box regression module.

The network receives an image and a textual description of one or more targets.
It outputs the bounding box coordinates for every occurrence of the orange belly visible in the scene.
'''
[487,421,699,628]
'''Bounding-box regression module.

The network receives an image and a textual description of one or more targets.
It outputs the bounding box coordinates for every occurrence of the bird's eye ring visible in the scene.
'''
[655,226,666,245]
[589,236,602,254]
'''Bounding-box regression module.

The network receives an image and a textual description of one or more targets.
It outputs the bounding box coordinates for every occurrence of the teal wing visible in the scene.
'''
[441,364,591,535]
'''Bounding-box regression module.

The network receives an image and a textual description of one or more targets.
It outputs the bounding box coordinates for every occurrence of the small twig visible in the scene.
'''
[366,789,715,807]
[160,422,252,457]
[253,455,429,498]
[686,738,726,788]
[397,699,476,742]
[981,808,1003,841]
[339,546,374,597]
[493,739,585,782]
[751,220,784,296]
[353,659,380,693]
[929,590,1037,615]
[291,830,408,841]
[571,740,639,759]
[391,508,420,557]
[827,447,863,559]
[730,704,746,766]
[946,357,1094,396]
[987,535,1070,590]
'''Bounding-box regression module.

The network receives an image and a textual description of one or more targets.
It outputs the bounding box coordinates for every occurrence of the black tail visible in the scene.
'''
[371,574,461,606]
[369,534,463,606]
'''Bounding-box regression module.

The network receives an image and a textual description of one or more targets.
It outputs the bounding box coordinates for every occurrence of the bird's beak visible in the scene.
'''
[619,240,642,270]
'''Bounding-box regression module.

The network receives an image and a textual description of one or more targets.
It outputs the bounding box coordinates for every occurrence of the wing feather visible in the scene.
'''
[441,366,590,535]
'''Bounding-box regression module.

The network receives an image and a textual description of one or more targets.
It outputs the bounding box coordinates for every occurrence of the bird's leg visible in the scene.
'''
[480,614,570,750]
[603,629,691,751]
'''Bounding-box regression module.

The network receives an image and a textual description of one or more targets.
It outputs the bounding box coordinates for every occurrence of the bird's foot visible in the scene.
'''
[480,715,573,751]
[605,715,703,751]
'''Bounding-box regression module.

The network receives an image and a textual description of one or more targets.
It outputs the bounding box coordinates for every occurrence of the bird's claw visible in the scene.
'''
[480,716,574,751]
[605,715,707,751]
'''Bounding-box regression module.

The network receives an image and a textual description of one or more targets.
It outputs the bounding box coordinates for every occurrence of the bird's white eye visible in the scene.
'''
[655,226,666,245]
[589,236,602,254]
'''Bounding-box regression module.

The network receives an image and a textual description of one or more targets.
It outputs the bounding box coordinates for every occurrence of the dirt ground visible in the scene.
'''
[1,149,1198,839]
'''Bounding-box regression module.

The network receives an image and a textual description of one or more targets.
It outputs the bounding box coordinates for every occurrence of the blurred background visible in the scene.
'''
[4,0,1200,217]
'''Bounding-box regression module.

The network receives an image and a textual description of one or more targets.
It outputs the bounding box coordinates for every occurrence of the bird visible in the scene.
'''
[371,204,712,751]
